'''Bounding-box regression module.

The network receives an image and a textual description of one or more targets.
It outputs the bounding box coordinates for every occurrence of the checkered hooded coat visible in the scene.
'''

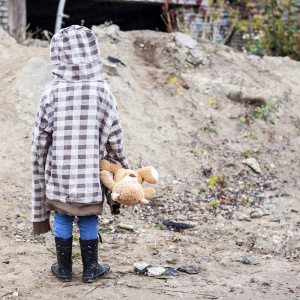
[31,25,128,234]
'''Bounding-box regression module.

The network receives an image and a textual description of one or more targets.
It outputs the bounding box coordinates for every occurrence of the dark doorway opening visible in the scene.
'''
[26,0,166,36]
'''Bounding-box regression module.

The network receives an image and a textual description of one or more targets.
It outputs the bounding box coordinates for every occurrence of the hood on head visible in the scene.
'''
[50,25,103,81]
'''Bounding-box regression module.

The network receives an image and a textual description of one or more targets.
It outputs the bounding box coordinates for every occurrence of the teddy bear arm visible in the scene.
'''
[143,187,156,200]
[100,170,116,191]
[100,160,122,173]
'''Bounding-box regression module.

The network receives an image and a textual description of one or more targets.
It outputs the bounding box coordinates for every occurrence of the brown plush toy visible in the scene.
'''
[100,160,158,206]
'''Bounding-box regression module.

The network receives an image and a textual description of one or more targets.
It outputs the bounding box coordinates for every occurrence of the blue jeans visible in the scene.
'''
[53,211,98,240]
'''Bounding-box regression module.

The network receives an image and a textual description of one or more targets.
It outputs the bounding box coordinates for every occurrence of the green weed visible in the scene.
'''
[253,102,275,119]
[72,252,81,258]
[210,199,218,208]
[167,258,179,265]
[240,117,246,124]
[208,175,218,186]
[199,186,206,193]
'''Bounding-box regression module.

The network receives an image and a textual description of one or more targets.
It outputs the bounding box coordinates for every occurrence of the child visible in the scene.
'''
[31,25,128,282]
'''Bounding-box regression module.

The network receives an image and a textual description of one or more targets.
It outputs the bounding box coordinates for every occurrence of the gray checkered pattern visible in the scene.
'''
[31,25,128,223]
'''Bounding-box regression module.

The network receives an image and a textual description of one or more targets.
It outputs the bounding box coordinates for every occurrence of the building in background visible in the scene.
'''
[0,0,8,31]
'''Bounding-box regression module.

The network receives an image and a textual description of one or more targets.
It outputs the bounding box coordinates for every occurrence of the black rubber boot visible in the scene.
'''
[51,236,72,282]
[80,238,110,283]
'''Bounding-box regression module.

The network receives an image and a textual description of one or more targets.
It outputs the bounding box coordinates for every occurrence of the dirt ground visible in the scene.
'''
[0,26,299,299]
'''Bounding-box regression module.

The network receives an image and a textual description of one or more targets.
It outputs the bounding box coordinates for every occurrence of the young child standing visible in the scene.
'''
[31,25,128,282]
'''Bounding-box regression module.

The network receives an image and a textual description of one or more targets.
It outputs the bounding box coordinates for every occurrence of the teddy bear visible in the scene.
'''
[100,160,158,206]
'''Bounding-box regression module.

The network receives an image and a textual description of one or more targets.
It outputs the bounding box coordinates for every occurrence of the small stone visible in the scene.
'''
[250,277,255,283]
[140,43,144,48]
[106,24,120,39]
[270,163,275,168]
[177,265,199,274]
[262,254,273,259]
[13,292,18,297]
[242,157,261,174]
[238,213,249,221]
[173,32,198,48]
[164,267,179,276]
[133,261,150,273]
[250,210,262,219]
[118,223,134,230]
[147,266,166,276]
[186,49,207,66]
[241,256,251,264]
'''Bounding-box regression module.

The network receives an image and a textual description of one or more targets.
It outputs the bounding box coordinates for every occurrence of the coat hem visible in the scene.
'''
[46,199,104,217]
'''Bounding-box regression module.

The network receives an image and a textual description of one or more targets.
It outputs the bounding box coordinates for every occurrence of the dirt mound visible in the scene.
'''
[0,25,299,299]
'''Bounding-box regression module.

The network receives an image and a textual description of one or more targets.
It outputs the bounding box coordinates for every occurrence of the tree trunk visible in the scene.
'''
[7,0,26,42]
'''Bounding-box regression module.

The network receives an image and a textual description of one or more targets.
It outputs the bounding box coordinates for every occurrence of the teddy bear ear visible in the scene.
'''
[111,192,120,200]
[137,167,158,184]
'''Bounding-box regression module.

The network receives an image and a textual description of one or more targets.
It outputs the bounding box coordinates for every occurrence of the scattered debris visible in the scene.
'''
[162,221,194,232]
[164,267,179,276]
[250,210,263,219]
[133,263,192,276]
[237,213,250,221]
[118,223,134,230]
[177,265,199,274]
[147,266,166,277]
[133,262,150,273]
[108,56,126,66]
[262,254,273,259]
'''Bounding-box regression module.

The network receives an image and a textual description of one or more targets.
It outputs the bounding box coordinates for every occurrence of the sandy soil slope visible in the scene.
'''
[0,26,299,299]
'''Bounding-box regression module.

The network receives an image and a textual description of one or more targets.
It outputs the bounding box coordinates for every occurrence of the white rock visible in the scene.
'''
[242,157,261,174]
[118,223,134,230]
[133,261,150,272]
[237,213,249,221]
[173,32,198,48]
[13,292,18,297]
[262,254,273,259]
[102,61,119,76]
[106,24,120,39]
[147,266,166,277]
[187,48,207,66]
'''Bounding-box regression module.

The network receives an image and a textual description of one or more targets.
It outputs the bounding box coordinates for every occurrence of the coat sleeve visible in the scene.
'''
[103,112,129,215]
[104,113,129,169]
[31,100,52,234]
